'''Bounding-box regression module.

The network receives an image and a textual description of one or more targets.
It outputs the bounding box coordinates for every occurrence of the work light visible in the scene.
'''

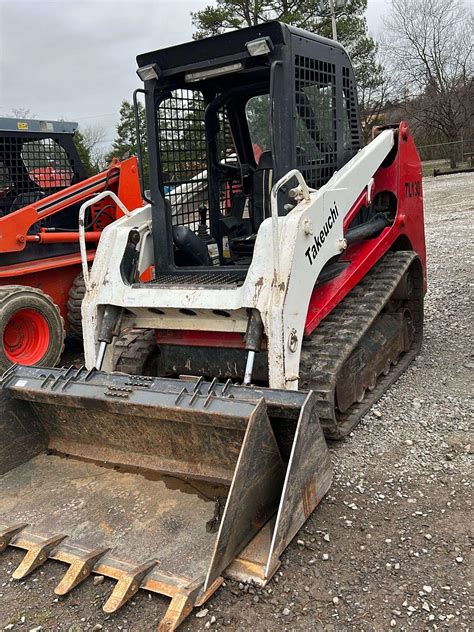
[246,37,274,57]
[184,62,243,83]
[136,63,160,81]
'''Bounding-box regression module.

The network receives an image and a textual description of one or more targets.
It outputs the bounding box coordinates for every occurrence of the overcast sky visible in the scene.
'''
[0,0,390,150]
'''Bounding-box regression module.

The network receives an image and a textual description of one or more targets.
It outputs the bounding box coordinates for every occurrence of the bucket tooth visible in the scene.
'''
[103,559,157,613]
[158,582,201,632]
[158,576,222,632]
[0,524,28,553]
[158,592,195,632]
[12,534,67,579]
[55,547,110,595]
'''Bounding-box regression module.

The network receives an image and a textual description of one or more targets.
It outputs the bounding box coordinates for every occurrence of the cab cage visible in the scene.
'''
[0,119,86,219]
[136,21,362,274]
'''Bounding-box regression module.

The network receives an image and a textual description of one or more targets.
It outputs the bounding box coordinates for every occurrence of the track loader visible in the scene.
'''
[0,117,142,370]
[0,22,426,630]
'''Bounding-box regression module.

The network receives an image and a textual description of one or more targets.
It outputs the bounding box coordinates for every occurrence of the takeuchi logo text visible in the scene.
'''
[305,202,339,266]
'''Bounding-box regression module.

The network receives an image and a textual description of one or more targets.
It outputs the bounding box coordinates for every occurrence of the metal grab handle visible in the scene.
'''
[79,190,131,292]
[270,169,311,279]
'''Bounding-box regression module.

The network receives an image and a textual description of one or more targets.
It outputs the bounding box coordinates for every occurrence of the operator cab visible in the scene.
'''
[136,21,362,276]
[0,118,85,218]
[0,118,91,266]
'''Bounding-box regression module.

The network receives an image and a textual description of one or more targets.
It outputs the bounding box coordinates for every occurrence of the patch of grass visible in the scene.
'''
[6,611,21,625]
[33,610,54,624]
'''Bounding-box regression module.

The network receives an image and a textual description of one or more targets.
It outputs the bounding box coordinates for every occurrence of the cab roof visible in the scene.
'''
[0,118,78,135]
[136,21,345,74]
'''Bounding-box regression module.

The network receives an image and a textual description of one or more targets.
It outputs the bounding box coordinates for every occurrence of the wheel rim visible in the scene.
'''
[3,308,50,365]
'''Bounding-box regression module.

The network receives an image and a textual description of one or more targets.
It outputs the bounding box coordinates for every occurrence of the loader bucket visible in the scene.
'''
[0,365,332,630]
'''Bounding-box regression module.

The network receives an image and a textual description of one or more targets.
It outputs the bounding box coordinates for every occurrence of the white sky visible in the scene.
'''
[0,0,391,149]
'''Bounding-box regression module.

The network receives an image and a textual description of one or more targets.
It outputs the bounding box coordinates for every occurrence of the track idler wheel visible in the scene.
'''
[0,286,65,372]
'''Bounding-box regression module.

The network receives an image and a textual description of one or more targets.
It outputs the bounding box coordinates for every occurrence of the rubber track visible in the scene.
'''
[67,273,85,337]
[299,251,423,439]
[113,328,157,375]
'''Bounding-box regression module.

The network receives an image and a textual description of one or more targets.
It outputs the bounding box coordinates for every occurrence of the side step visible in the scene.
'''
[0,367,332,629]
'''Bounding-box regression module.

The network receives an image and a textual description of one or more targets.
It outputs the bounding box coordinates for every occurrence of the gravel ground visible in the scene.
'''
[1,172,473,632]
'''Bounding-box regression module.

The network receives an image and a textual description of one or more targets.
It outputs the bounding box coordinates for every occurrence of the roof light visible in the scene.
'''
[184,62,243,83]
[246,37,274,57]
[136,63,160,81]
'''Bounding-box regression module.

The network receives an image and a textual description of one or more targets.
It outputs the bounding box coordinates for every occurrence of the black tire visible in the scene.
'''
[113,328,157,375]
[67,272,85,337]
[0,285,65,372]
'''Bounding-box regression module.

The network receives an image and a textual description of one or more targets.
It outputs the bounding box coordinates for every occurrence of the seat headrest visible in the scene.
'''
[256,151,273,170]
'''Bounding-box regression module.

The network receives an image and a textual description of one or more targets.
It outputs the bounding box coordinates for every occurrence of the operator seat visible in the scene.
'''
[227,151,273,265]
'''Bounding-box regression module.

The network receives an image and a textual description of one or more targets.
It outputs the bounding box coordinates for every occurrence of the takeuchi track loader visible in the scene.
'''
[0,23,426,630]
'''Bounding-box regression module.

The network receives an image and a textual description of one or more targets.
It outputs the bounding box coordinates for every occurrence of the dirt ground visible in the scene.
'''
[1,172,473,631]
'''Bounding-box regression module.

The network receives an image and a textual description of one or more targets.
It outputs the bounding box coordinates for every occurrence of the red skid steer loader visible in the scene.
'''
[0,117,142,370]
[0,22,426,630]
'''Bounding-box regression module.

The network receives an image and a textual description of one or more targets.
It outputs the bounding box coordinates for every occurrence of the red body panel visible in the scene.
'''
[156,330,247,349]
[0,265,80,322]
[304,122,425,335]
[0,251,94,278]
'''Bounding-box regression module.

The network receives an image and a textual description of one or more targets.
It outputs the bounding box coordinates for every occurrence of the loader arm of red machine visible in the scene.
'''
[0,157,142,253]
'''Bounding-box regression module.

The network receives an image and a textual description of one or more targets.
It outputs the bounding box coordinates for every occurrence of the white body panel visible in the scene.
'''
[82,130,394,388]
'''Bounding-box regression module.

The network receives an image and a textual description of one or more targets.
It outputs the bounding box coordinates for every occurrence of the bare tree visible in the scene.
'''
[384,0,473,167]
[357,43,400,141]
[6,108,35,118]
[80,124,108,172]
